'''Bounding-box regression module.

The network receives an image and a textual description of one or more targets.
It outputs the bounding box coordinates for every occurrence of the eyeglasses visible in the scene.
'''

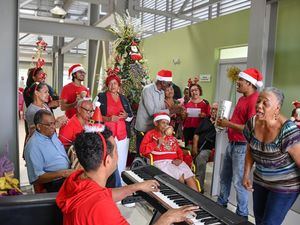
[80,106,94,114]
[39,122,56,127]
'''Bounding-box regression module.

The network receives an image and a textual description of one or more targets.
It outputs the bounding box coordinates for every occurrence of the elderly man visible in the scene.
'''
[59,99,93,149]
[60,64,90,119]
[135,69,175,153]
[192,102,218,192]
[25,109,73,192]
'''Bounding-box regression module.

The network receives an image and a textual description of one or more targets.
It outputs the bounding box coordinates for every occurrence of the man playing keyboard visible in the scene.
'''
[56,128,198,225]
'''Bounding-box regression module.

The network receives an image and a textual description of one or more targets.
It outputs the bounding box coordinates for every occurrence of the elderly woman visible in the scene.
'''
[243,87,300,225]
[183,84,211,147]
[97,74,133,185]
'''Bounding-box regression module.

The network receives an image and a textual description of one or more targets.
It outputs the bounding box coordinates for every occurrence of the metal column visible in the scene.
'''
[247,0,278,86]
[57,37,64,94]
[0,0,19,178]
[87,4,99,92]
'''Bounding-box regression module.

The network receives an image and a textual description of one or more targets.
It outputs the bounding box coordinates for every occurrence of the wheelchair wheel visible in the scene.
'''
[130,156,147,170]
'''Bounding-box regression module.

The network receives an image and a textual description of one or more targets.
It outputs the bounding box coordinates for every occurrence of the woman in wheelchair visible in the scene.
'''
[140,112,198,191]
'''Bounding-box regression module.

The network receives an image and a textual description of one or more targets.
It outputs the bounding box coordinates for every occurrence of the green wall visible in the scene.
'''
[142,10,250,103]
[273,0,300,117]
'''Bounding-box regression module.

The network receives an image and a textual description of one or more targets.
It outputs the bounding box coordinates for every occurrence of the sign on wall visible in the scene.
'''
[199,74,211,82]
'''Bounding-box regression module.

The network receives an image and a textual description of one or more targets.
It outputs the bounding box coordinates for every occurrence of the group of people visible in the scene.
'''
[21,62,300,225]
[215,68,300,225]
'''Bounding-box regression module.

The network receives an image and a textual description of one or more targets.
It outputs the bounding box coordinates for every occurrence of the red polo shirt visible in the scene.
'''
[59,115,84,148]
[228,91,259,142]
[60,82,89,119]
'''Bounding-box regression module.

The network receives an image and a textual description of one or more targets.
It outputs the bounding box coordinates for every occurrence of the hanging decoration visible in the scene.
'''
[106,11,151,112]
[226,66,241,105]
[31,36,48,68]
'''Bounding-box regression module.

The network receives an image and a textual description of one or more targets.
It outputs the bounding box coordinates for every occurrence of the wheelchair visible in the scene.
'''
[130,150,202,192]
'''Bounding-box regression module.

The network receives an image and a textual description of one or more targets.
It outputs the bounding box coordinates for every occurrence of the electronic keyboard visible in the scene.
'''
[122,165,253,225]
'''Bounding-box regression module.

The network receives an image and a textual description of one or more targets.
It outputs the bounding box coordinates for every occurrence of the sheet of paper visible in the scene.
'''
[187,108,201,117]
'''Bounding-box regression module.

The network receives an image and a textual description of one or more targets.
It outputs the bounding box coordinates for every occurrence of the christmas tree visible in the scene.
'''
[107,12,151,113]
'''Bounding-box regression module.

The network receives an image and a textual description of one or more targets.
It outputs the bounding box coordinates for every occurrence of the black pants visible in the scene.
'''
[183,127,196,147]
[44,178,65,192]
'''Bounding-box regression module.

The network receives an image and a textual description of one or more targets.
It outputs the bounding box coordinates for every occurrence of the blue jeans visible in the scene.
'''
[253,182,299,225]
[114,168,122,187]
[217,142,248,217]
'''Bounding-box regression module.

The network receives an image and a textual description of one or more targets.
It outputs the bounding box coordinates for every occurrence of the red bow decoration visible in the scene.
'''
[106,67,120,77]
[292,101,300,108]
[36,39,48,51]
[187,77,199,87]
[36,58,45,68]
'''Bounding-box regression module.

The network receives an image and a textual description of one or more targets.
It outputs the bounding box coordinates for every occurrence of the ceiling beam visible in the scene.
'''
[178,0,221,15]
[134,5,201,23]
[20,17,116,41]
[73,0,109,4]
[60,13,114,54]
[20,0,35,8]
[19,33,30,41]
[178,0,190,14]
[61,38,85,54]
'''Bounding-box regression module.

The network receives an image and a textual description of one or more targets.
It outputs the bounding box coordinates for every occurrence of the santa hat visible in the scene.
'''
[153,112,170,123]
[84,102,105,133]
[239,68,263,88]
[157,70,172,82]
[68,64,85,77]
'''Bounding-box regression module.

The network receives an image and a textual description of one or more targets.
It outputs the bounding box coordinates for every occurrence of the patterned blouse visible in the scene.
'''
[243,116,300,193]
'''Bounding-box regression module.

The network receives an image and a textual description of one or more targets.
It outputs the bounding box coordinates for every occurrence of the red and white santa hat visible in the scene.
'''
[68,64,85,77]
[156,70,172,82]
[153,112,170,123]
[238,68,263,88]
[84,102,105,133]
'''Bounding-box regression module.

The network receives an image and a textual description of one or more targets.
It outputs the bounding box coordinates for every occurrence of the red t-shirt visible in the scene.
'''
[59,115,84,148]
[56,170,129,225]
[60,82,89,119]
[183,100,211,128]
[228,91,259,142]
[140,129,183,161]
[104,92,127,140]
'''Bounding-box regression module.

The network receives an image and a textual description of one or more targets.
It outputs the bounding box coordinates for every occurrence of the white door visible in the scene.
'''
[211,58,254,215]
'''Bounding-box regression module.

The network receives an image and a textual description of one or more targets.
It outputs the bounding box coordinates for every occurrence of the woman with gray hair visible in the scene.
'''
[243,87,300,225]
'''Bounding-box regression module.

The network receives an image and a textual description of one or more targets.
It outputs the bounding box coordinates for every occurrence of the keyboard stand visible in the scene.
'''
[149,209,161,225]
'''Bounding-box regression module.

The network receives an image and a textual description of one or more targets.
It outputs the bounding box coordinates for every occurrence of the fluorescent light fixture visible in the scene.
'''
[20,9,35,15]
[50,5,67,16]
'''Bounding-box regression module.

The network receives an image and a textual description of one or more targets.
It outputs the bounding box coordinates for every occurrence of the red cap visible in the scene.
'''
[105,74,121,86]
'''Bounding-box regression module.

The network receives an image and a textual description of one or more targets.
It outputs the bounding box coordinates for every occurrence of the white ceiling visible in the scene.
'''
[19,0,251,55]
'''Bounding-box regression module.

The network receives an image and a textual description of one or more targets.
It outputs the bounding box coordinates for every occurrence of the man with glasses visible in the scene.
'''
[135,69,174,153]
[60,64,90,119]
[59,99,93,149]
[24,110,73,192]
